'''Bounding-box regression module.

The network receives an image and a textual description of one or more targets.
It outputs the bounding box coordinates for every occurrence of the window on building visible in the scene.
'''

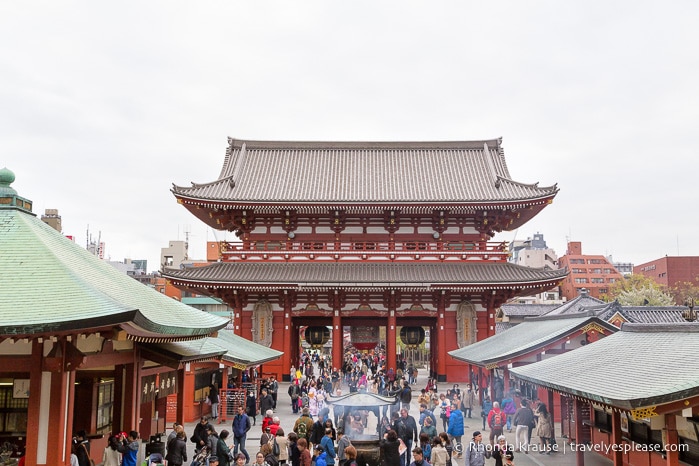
[96,380,114,431]
[608,278,616,283]
[572,268,585,273]
[592,268,602,274]
[570,259,585,264]
[591,278,604,283]
[0,385,29,433]
[604,269,613,274]
[164,256,173,267]
[574,278,588,284]
[599,288,608,294]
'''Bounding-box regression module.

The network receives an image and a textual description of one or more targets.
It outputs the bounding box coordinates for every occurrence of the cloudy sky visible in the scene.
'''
[2,1,698,272]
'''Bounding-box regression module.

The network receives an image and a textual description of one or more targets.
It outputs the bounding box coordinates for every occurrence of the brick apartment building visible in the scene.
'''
[634,256,699,290]
[558,241,624,301]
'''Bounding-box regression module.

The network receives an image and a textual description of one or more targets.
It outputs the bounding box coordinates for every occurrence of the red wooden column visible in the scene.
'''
[573,398,585,466]
[25,339,43,466]
[176,366,187,424]
[387,311,397,373]
[46,368,73,465]
[502,367,510,393]
[436,291,447,381]
[332,290,343,372]
[234,290,243,337]
[122,351,143,430]
[665,413,680,466]
[548,390,556,440]
[283,291,293,380]
[610,410,623,465]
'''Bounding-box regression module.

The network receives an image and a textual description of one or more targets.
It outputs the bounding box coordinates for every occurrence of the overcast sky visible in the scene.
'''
[2,1,698,272]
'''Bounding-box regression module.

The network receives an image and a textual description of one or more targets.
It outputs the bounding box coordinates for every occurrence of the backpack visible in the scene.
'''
[492,411,503,429]
[272,437,280,457]
[297,421,308,438]
[396,419,408,440]
[301,395,310,408]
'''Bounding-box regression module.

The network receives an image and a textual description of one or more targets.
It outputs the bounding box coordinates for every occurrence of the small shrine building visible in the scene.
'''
[511,323,699,466]
[0,168,280,465]
[164,138,568,382]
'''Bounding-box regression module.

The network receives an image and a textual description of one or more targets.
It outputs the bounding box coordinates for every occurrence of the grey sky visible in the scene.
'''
[2,1,698,272]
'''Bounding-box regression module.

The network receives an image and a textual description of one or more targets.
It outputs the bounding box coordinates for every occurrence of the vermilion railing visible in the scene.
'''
[218,240,509,261]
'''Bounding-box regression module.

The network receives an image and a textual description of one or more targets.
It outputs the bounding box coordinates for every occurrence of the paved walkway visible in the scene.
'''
[179,370,613,466]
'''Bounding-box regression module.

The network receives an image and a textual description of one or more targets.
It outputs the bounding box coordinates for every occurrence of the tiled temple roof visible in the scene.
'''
[510,323,699,410]
[449,313,617,367]
[172,138,558,206]
[163,261,567,290]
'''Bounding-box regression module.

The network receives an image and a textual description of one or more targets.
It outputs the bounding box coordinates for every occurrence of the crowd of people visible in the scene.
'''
[80,348,555,466]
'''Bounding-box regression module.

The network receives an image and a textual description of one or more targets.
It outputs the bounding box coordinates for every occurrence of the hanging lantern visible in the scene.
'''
[305,326,330,347]
[400,326,425,347]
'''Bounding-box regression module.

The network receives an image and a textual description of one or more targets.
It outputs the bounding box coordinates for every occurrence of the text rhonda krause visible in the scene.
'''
[459,442,688,454]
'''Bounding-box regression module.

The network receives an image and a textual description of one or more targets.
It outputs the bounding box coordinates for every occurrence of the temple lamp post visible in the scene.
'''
[683,297,696,322]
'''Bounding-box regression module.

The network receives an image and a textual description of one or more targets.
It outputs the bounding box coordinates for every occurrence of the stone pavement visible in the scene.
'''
[180,371,613,466]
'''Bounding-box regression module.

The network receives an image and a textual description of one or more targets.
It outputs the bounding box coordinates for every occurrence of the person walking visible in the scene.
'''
[218,430,233,466]
[233,405,251,463]
[446,401,464,458]
[463,431,491,466]
[513,399,534,453]
[165,430,188,466]
[535,403,554,454]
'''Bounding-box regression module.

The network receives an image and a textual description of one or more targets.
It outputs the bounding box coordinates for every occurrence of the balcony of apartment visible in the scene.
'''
[219,240,509,262]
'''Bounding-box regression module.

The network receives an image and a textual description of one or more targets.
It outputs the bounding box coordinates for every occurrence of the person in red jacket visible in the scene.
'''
[486,402,506,445]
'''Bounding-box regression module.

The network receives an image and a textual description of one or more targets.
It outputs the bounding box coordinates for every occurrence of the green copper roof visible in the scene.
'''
[510,323,699,410]
[0,206,228,339]
[448,313,618,367]
[0,167,17,196]
[147,330,283,368]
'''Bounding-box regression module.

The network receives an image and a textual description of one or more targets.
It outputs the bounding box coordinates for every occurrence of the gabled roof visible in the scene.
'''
[144,330,283,369]
[500,303,559,317]
[597,302,688,324]
[510,323,699,411]
[543,290,605,315]
[448,313,618,367]
[0,204,227,340]
[162,261,567,291]
[172,138,558,208]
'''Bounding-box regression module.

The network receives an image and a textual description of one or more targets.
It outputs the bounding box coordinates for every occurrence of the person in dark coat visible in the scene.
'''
[217,430,233,466]
[379,429,402,466]
[165,431,188,466]
[192,417,212,450]
[247,391,258,426]
[259,389,274,418]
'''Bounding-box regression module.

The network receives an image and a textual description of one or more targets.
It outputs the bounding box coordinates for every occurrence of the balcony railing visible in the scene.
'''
[219,240,509,261]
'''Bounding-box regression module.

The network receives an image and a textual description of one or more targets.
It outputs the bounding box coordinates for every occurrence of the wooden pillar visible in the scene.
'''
[113,365,125,432]
[332,312,343,373]
[176,366,187,424]
[487,292,497,337]
[234,290,243,337]
[387,310,397,373]
[436,291,447,382]
[665,413,680,466]
[573,399,585,466]
[610,410,624,465]
[331,290,343,372]
[46,368,73,465]
[548,390,556,440]
[282,291,293,380]
[122,357,143,430]
[503,367,510,393]
[25,340,43,466]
